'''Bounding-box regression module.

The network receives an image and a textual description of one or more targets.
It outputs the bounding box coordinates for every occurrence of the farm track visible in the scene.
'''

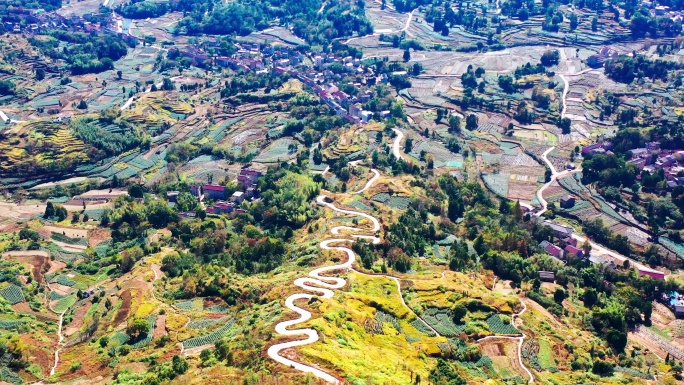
[268,134,438,383]
[476,299,533,383]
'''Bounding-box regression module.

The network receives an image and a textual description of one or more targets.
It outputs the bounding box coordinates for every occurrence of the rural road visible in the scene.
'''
[354,168,380,193]
[269,152,438,382]
[477,300,533,383]
[47,283,69,376]
[391,128,405,160]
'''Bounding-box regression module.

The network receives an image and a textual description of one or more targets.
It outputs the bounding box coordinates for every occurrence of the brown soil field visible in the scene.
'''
[64,302,93,337]
[113,290,132,326]
[89,228,111,247]
[153,314,167,339]
[12,302,58,322]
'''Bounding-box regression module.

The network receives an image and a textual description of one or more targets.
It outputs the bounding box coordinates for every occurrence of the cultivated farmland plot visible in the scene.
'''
[182,319,235,349]
[0,285,25,305]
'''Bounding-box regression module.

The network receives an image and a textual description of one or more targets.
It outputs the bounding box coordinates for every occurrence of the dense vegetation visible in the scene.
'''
[29,32,129,74]
[171,0,372,44]
[70,118,148,159]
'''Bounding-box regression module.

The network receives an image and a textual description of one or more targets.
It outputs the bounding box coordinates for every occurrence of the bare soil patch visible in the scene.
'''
[113,290,132,326]
[64,302,93,337]
[89,228,112,247]
[153,314,167,339]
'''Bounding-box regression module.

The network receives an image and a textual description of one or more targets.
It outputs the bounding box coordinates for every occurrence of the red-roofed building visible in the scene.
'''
[564,245,583,259]
[203,184,226,200]
[544,244,563,258]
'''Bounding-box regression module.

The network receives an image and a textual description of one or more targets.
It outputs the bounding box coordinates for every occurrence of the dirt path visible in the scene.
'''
[477,300,534,383]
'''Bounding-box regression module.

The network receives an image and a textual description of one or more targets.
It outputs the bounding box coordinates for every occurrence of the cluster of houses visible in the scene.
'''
[199,168,262,215]
[171,41,393,124]
[582,141,614,156]
[647,3,684,23]
[626,142,684,188]
[3,7,143,47]
[537,219,667,280]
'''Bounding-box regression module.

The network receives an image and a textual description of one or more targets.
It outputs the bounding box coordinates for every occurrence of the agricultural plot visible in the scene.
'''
[187,316,230,330]
[422,308,466,337]
[131,316,157,349]
[410,318,437,337]
[486,314,520,335]
[482,173,509,198]
[253,138,298,164]
[0,285,25,305]
[408,139,464,168]
[182,318,235,349]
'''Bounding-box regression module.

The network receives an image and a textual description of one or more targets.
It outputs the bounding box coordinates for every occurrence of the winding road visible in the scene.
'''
[268,134,439,383]
[391,127,405,160]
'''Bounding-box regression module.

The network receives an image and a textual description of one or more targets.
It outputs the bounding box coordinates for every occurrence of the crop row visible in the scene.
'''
[374,310,402,333]
[410,319,436,337]
[52,275,76,287]
[51,232,89,246]
[187,316,230,330]
[182,319,235,349]
[0,285,25,305]
[486,314,520,335]
[0,319,23,330]
[482,173,509,198]
[423,308,466,337]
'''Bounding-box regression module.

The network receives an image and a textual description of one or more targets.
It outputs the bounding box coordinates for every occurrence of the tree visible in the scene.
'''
[161,77,175,91]
[403,48,411,62]
[126,318,149,340]
[583,287,598,308]
[452,304,467,323]
[172,355,189,374]
[117,70,123,79]
[44,201,55,218]
[498,75,515,93]
[0,80,16,96]
[582,240,592,257]
[466,114,478,131]
[558,117,572,134]
[570,13,578,31]
[592,16,599,32]
[592,360,614,376]
[540,50,560,66]
[448,115,461,133]
[77,100,88,109]
[554,288,566,304]
[128,184,144,198]
[35,68,45,81]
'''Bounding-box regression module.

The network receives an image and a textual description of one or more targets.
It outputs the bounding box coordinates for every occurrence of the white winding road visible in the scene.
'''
[268,135,438,383]
[391,127,405,160]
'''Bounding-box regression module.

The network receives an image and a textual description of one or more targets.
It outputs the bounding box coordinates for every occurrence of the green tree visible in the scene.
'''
[583,287,598,308]
[44,201,55,218]
[403,48,411,62]
[554,288,565,304]
[452,304,467,323]
[466,114,478,130]
[126,318,149,340]
[35,68,46,81]
[172,355,189,374]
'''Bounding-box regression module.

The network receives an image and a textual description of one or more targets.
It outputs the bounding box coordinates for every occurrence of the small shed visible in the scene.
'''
[538,271,555,282]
